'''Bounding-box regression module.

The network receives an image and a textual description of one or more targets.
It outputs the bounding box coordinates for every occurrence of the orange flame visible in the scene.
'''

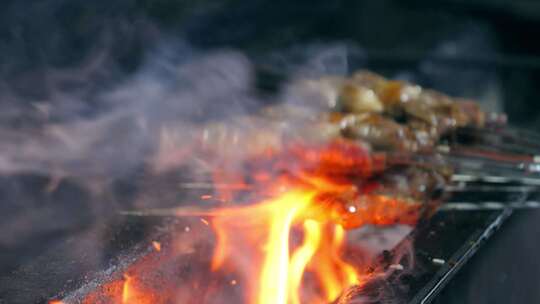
[209,188,365,304]
[120,274,155,304]
[122,274,133,303]
[202,140,417,303]
[79,140,424,304]
[152,241,161,252]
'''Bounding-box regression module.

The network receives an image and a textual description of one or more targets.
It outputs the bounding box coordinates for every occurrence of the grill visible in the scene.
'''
[1,124,539,304]
[1,2,540,303]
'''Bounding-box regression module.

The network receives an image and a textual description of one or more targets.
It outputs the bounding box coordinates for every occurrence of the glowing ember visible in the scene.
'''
[120,274,155,304]
[200,218,210,226]
[152,241,161,252]
[122,274,133,303]
[207,189,365,304]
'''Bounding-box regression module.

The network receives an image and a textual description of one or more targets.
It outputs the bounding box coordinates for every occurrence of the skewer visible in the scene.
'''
[177,157,540,193]
[438,145,538,164]
[489,126,540,144]
[424,144,540,183]
[388,149,535,172]
[454,127,540,156]
[451,173,540,186]
[446,184,540,193]
[460,126,540,147]
[128,124,540,218]
[440,201,540,211]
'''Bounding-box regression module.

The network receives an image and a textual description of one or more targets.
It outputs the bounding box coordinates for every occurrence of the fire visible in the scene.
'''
[198,140,427,303]
[207,189,364,304]
[122,274,134,303]
[288,220,322,304]
[253,192,311,304]
[77,140,423,304]
[120,274,155,304]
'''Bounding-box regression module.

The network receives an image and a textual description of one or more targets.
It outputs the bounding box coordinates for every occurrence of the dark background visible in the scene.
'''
[1,1,540,303]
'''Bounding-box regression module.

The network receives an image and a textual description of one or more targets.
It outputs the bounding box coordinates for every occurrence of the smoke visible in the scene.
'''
[0,36,263,302]
[0,43,253,178]
[0,19,425,302]
[0,33,367,301]
[0,2,523,304]
[0,35,487,303]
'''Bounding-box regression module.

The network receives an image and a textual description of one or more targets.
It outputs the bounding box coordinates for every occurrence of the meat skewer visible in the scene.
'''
[287,71,507,153]
[132,140,453,230]
[147,70,531,232]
